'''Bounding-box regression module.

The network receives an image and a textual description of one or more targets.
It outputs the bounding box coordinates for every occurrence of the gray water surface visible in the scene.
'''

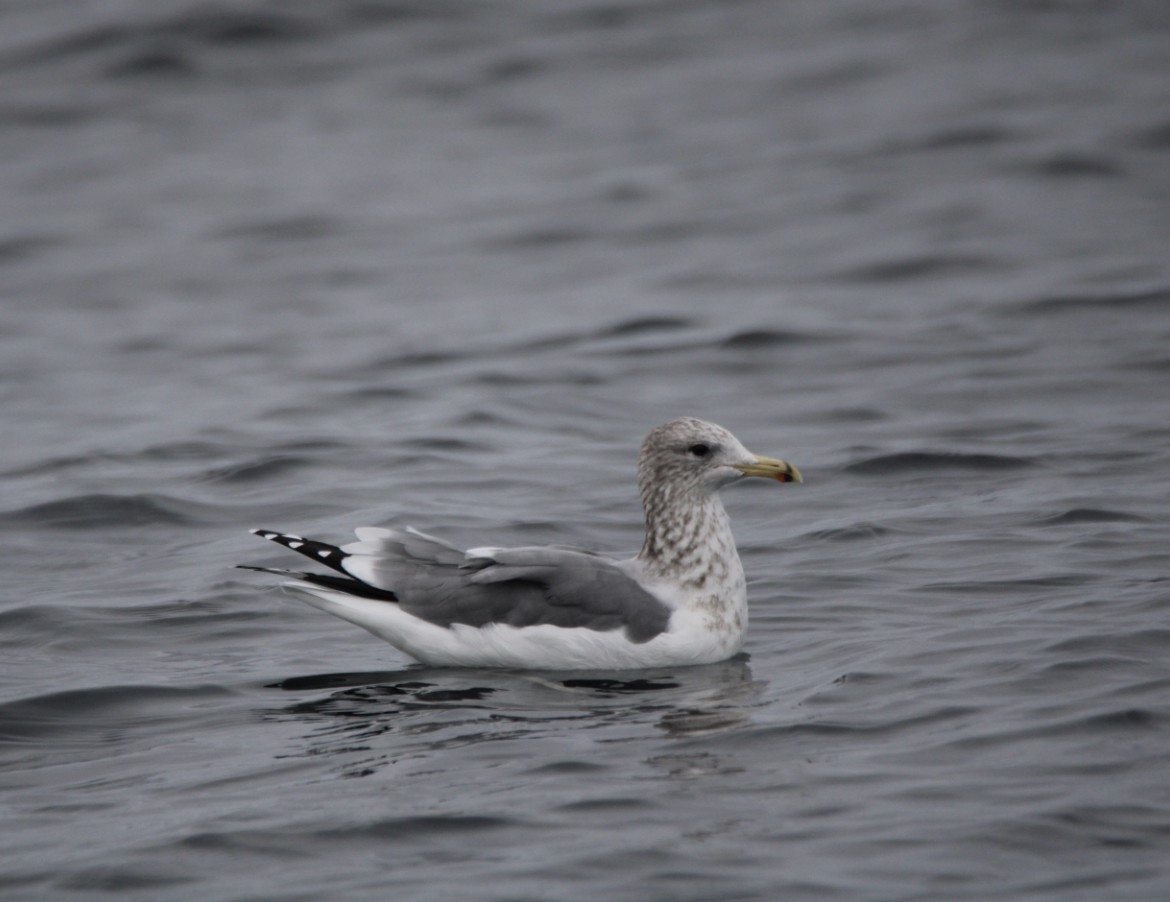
[2,2,1170,899]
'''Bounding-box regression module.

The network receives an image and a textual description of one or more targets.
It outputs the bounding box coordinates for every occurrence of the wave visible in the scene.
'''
[1035,508,1150,526]
[0,492,253,529]
[1014,285,1170,314]
[0,683,233,744]
[845,450,1035,475]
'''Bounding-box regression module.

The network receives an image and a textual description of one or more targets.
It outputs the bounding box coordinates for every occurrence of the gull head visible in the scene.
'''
[637,417,801,503]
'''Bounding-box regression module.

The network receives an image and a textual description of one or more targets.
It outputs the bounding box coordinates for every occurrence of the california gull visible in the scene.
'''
[239,417,801,669]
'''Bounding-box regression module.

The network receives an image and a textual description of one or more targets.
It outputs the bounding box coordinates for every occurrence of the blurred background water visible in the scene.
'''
[2,1,1170,899]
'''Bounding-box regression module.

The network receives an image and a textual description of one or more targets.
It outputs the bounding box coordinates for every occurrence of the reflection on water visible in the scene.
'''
[263,656,767,773]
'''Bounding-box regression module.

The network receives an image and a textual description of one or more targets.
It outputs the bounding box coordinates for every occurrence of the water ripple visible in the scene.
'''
[1,493,229,529]
[844,450,1036,475]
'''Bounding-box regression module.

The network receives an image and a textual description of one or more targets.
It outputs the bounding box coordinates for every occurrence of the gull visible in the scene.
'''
[240,417,801,669]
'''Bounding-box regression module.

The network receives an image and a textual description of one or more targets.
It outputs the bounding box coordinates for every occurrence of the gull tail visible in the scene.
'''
[249,529,351,574]
[238,531,399,602]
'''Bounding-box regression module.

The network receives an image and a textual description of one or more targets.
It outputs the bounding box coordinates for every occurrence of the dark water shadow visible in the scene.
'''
[259,656,767,776]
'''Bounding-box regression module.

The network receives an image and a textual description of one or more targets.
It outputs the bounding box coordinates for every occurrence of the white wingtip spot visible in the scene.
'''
[317,549,333,558]
[287,541,304,550]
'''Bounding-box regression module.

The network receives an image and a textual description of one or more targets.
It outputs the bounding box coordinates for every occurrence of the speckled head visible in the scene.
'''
[636,417,801,503]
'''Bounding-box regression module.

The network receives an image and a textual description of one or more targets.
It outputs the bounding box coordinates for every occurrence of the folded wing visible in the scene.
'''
[252,527,672,644]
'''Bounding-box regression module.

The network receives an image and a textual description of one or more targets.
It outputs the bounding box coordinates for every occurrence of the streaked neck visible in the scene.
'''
[638,489,740,587]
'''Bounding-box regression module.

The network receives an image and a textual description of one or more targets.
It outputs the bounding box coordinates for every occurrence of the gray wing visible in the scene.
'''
[340,528,672,643]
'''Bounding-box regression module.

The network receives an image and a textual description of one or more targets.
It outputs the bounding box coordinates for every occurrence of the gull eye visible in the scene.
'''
[688,443,711,458]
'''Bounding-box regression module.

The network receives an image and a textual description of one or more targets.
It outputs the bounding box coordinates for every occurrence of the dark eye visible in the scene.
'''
[688,443,711,457]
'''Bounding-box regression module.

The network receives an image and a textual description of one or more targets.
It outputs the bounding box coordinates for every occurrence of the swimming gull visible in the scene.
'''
[239,417,801,669]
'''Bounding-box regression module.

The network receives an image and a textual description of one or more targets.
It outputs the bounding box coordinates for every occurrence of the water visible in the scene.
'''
[2,1,1170,898]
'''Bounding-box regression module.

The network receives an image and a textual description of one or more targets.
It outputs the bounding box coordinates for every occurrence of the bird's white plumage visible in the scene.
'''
[284,579,742,670]
[244,418,800,670]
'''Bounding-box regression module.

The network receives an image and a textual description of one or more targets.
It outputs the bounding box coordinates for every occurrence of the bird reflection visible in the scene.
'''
[262,655,766,776]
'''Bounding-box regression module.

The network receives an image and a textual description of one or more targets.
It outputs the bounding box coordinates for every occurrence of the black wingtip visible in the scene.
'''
[240,535,399,604]
[236,564,301,577]
[239,564,399,603]
[245,528,352,575]
[251,528,299,541]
